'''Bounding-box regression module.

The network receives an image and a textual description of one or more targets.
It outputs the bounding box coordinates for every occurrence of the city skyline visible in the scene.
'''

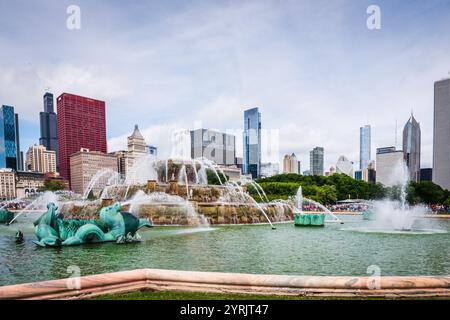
[1,1,450,171]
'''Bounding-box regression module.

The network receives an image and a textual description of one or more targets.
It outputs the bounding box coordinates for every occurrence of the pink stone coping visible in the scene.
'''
[1,269,449,299]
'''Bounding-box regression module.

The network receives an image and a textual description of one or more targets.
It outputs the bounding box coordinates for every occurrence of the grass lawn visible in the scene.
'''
[92,290,449,300]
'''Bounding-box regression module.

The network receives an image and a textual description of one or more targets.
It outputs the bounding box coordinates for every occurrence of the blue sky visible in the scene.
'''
[1,0,450,170]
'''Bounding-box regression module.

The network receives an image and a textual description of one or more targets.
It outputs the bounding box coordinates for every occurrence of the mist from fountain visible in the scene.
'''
[83,168,120,199]
[367,160,428,232]
[8,191,59,225]
[125,190,209,227]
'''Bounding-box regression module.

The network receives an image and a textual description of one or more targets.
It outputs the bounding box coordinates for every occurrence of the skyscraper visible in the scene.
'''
[402,114,421,182]
[39,92,58,169]
[0,105,17,170]
[57,93,107,181]
[433,79,450,190]
[310,147,324,176]
[243,107,261,179]
[359,125,371,170]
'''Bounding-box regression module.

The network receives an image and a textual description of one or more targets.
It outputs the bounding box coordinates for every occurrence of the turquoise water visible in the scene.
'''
[0,215,449,286]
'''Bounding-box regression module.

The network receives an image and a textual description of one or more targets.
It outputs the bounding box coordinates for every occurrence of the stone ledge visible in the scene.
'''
[1,269,449,300]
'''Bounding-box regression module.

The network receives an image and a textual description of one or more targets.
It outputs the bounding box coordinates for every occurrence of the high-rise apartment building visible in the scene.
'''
[402,114,421,182]
[0,105,17,170]
[243,107,261,179]
[39,92,58,169]
[0,168,16,200]
[433,79,450,190]
[190,129,236,165]
[360,125,371,170]
[25,144,57,174]
[57,93,107,181]
[310,147,324,176]
[283,153,300,174]
[69,148,117,195]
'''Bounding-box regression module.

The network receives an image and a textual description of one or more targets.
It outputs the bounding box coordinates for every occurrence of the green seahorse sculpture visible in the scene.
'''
[0,209,14,224]
[33,202,152,247]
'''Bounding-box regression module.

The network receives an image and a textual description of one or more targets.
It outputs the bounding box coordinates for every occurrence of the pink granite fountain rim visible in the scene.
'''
[1,269,450,300]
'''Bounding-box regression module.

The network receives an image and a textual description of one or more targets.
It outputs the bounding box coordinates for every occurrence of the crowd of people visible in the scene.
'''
[326,203,370,212]
[429,204,450,213]
[303,202,449,214]
[0,201,27,210]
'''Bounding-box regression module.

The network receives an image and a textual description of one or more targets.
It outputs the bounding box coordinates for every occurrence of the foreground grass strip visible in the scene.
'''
[92,290,450,300]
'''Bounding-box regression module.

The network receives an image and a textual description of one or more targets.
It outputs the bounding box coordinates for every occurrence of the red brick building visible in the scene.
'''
[57,93,107,181]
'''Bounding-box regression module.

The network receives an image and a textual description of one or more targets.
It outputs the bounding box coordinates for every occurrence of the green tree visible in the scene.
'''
[444,197,450,206]
[39,180,66,192]
[408,181,447,204]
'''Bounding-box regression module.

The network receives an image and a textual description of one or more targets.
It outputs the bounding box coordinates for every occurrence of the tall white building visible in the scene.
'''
[25,144,57,174]
[336,155,354,177]
[376,147,404,187]
[433,79,450,190]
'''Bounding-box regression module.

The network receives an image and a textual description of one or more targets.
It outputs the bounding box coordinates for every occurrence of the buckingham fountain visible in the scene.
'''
[0,151,449,297]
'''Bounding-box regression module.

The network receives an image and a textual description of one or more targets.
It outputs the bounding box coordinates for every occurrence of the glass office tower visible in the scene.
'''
[243,107,261,179]
[0,105,17,170]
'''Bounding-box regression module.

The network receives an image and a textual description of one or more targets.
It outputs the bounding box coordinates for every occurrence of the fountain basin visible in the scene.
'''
[294,213,325,227]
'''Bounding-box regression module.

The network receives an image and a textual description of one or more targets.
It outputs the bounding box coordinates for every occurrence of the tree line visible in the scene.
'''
[248,173,450,206]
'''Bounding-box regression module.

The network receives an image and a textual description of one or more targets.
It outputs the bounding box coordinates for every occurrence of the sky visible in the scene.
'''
[1,0,450,171]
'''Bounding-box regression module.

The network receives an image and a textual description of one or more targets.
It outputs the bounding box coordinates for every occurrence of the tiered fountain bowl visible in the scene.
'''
[294,211,325,227]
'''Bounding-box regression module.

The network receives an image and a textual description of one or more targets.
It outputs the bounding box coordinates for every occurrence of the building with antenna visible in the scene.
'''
[39,92,58,170]
[402,114,421,182]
